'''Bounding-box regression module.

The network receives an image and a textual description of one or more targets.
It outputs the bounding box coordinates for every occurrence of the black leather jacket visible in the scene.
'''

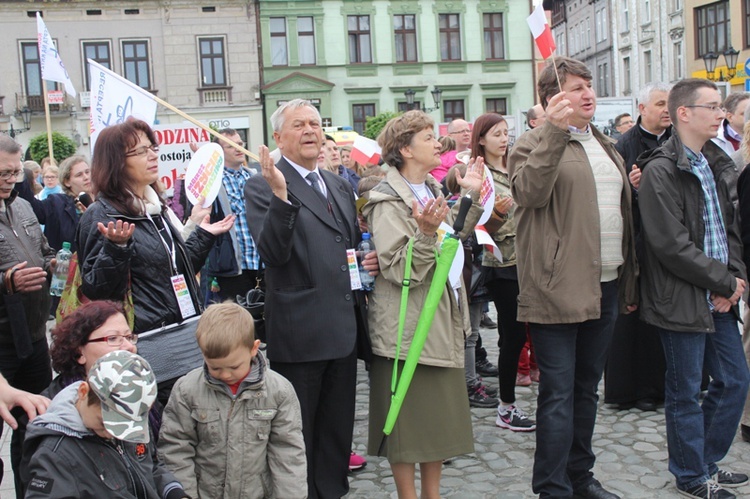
[76,198,214,333]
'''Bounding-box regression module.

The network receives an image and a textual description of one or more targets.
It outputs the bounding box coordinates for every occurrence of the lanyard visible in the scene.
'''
[145,212,178,275]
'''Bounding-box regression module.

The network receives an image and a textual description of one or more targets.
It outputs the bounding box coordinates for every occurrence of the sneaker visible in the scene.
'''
[678,480,735,499]
[714,470,749,488]
[468,384,499,408]
[496,405,536,432]
[530,368,540,383]
[480,313,497,328]
[348,451,366,472]
[476,358,499,377]
[516,373,532,386]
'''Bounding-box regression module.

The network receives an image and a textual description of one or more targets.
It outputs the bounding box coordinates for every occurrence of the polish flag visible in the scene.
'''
[527,3,556,60]
[350,135,382,166]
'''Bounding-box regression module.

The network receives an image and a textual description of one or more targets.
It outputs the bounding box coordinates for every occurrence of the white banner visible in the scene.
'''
[88,59,157,150]
[36,13,76,97]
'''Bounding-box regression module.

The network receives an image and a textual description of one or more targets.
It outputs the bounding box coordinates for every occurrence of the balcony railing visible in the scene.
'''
[198,86,233,106]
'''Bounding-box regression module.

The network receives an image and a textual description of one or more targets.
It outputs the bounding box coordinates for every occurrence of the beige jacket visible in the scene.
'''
[362,167,483,368]
[508,121,638,324]
[158,352,307,499]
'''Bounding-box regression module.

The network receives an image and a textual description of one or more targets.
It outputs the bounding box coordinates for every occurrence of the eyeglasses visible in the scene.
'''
[125,144,159,157]
[450,129,472,135]
[684,104,724,114]
[0,170,23,181]
[87,333,139,346]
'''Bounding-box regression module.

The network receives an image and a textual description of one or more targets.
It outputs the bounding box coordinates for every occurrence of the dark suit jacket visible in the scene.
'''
[245,157,365,363]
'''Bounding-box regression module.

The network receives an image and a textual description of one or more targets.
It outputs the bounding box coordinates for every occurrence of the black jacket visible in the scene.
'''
[76,198,214,333]
[16,179,80,252]
[638,132,745,332]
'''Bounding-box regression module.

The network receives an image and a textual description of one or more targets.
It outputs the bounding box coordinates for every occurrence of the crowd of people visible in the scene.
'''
[0,54,750,499]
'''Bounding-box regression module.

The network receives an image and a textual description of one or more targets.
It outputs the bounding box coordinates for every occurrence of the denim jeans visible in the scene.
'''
[659,313,750,490]
[529,280,619,498]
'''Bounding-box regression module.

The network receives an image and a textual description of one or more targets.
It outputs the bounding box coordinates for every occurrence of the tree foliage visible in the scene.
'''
[363,111,402,140]
[28,132,78,164]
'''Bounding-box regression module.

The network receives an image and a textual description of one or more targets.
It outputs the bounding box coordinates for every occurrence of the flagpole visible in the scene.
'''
[41,80,56,166]
[149,94,260,162]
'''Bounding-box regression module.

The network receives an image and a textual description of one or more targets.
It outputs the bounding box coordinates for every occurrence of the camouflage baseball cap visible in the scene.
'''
[88,351,157,444]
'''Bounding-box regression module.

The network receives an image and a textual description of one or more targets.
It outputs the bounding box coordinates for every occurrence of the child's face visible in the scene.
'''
[204,340,260,386]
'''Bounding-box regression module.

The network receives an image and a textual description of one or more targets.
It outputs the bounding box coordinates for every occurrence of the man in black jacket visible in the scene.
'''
[605,82,672,413]
[638,78,750,499]
[0,136,55,498]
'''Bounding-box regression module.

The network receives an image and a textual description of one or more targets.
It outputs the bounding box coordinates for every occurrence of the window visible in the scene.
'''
[643,50,653,83]
[483,13,505,60]
[696,1,730,57]
[673,41,684,79]
[21,42,42,97]
[352,103,375,135]
[394,14,417,63]
[348,15,372,64]
[83,41,111,90]
[622,0,629,31]
[270,17,288,66]
[439,13,461,61]
[443,99,464,122]
[485,98,507,115]
[596,8,608,42]
[122,40,150,89]
[198,37,226,86]
[298,17,316,65]
[643,0,651,23]
[622,56,631,94]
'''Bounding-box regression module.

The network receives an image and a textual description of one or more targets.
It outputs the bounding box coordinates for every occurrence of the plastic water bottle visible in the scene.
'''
[358,233,375,291]
[50,242,72,296]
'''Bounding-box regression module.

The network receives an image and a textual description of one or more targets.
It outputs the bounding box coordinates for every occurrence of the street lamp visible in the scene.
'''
[702,52,719,81]
[724,46,740,79]
[403,87,442,113]
[2,107,32,139]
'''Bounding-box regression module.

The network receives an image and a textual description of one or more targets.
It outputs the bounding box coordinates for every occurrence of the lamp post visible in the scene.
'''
[702,52,719,81]
[403,87,442,113]
[724,47,740,79]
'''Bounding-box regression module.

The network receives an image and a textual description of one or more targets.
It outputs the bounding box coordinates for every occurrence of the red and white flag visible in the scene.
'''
[527,3,556,60]
[350,135,381,166]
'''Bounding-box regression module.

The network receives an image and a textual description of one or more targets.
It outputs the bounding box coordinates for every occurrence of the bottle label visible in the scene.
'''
[346,248,363,290]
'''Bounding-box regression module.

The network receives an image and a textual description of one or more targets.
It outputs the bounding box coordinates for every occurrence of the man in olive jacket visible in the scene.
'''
[638,78,750,499]
[508,57,637,499]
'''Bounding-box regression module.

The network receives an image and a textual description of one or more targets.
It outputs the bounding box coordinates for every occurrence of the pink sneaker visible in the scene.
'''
[516,373,532,386]
[530,369,540,383]
[349,451,367,472]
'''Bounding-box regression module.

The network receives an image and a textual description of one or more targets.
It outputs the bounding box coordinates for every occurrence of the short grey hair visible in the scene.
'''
[270,99,322,132]
[0,136,21,155]
[638,82,672,107]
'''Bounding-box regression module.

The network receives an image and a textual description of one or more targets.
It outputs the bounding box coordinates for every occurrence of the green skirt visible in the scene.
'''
[367,354,475,463]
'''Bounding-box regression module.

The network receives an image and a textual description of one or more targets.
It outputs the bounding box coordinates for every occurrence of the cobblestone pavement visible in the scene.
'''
[347,310,750,498]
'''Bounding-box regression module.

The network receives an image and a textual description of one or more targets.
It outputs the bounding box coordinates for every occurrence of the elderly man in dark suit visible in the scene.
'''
[245,99,377,499]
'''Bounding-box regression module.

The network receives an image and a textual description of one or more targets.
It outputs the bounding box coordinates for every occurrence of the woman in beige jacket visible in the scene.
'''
[362,110,484,499]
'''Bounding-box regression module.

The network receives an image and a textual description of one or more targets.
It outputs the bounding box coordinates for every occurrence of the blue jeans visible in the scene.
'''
[529,280,619,498]
[659,313,750,490]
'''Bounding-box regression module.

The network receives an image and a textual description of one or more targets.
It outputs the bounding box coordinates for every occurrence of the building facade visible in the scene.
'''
[258,0,537,144]
[0,0,263,158]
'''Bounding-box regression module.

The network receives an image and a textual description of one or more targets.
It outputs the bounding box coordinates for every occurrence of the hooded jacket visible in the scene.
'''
[77,195,214,333]
[158,351,306,499]
[361,167,483,368]
[0,191,55,345]
[637,132,745,332]
[21,382,186,499]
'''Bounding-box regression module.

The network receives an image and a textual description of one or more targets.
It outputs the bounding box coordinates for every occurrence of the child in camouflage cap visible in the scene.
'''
[21,351,190,498]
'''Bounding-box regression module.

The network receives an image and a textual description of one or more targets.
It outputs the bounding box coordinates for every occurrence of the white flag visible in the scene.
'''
[36,13,76,97]
[88,59,158,150]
